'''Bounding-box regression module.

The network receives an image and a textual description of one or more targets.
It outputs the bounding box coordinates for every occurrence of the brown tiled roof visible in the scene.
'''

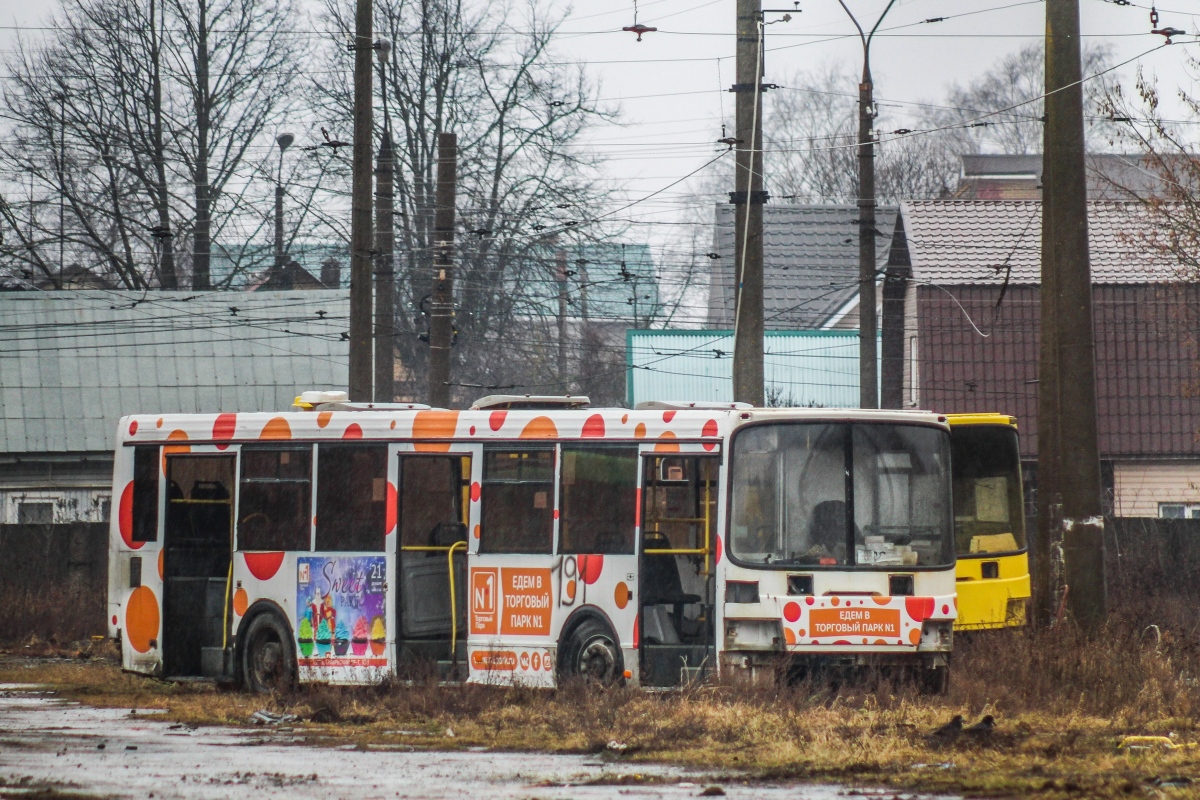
[900,200,1182,285]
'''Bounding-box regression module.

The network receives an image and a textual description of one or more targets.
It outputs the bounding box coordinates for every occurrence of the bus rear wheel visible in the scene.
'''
[242,613,296,694]
[561,619,622,686]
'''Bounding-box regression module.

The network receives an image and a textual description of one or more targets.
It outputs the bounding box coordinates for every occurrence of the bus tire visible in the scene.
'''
[242,612,296,694]
[560,618,623,686]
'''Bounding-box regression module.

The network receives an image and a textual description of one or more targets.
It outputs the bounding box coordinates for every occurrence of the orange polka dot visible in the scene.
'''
[155,418,163,429]
[162,430,191,472]
[621,414,629,424]
[389,420,396,429]
[385,482,397,534]
[233,588,248,617]
[157,549,164,581]
[654,431,680,452]
[413,410,458,451]
[784,627,796,645]
[473,524,481,539]
[125,586,159,653]
[317,411,333,428]
[831,596,841,606]
[566,580,577,602]
[118,483,139,550]
[874,639,888,645]
[260,417,292,440]
[520,416,558,439]
[614,582,630,609]
[908,628,922,645]
[633,423,647,439]
[873,595,891,605]
[798,629,806,637]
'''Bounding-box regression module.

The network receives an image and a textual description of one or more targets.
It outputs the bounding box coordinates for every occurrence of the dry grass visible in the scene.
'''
[7,609,1200,800]
[6,577,1200,798]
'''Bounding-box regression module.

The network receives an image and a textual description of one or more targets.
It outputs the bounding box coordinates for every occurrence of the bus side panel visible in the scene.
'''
[111,429,165,676]
[465,555,559,687]
[954,552,1030,630]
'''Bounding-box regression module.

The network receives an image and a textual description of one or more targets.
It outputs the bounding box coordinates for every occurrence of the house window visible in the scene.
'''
[1159,503,1200,519]
[17,501,54,524]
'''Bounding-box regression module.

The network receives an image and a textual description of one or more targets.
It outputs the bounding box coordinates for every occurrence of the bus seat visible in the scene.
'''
[641,532,701,635]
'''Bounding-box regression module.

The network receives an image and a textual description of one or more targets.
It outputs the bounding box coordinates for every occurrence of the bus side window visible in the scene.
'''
[132,445,159,543]
[479,449,554,554]
[238,446,312,551]
[400,456,468,553]
[560,447,637,555]
[316,444,387,552]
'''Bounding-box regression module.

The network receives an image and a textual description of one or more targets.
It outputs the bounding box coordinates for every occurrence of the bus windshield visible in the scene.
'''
[729,423,953,568]
[951,425,1025,555]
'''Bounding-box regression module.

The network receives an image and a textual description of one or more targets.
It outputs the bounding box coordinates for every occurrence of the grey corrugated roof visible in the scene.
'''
[0,290,349,454]
[901,200,1181,285]
[707,204,897,329]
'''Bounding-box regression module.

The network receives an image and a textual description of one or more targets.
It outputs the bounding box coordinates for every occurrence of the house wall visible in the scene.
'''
[1113,461,1200,517]
[914,283,1200,460]
[0,456,113,524]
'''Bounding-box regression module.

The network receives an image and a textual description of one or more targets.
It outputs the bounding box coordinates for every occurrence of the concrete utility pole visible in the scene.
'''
[838,0,897,410]
[374,39,395,403]
[556,249,569,386]
[731,0,765,407]
[274,133,294,279]
[427,133,457,409]
[1037,0,1106,631]
[347,0,374,401]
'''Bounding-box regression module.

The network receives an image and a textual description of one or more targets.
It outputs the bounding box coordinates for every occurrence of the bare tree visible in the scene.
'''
[1099,60,1200,280]
[316,0,635,403]
[932,42,1116,155]
[0,0,299,289]
[764,63,958,204]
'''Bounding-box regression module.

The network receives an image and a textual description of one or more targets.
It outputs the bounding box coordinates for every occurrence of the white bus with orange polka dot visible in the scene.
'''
[108,393,957,692]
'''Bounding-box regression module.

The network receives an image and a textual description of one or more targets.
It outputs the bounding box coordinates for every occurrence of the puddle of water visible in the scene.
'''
[0,686,960,800]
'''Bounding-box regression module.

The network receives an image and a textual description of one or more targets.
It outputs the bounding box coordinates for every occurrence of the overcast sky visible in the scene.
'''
[0,0,1195,286]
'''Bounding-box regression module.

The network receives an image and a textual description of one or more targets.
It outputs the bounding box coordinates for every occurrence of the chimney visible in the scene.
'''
[321,257,342,289]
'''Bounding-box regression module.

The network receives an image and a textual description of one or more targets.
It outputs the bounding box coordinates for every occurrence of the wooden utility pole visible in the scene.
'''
[838,0,897,409]
[1037,0,1106,631]
[427,133,457,408]
[374,131,395,403]
[731,0,765,407]
[347,0,374,401]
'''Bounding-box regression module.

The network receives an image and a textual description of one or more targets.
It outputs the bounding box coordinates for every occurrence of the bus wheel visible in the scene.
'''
[242,613,296,694]
[561,619,622,686]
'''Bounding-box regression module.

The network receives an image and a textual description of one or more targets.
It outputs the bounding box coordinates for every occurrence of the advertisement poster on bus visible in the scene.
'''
[296,556,387,668]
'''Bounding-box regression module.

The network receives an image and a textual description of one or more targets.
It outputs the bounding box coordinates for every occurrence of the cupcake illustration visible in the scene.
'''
[351,617,369,656]
[370,616,386,656]
[298,617,314,657]
[334,620,350,656]
[316,618,332,656]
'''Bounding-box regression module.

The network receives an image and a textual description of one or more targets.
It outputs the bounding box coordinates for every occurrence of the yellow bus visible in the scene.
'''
[947,414,1030,630]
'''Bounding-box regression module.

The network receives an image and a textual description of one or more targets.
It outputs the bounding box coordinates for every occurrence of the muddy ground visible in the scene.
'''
[0,684,959,800]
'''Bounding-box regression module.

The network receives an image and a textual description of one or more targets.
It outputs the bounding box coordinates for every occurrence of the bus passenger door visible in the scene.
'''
[638,450,719,687]
[395,450,474,678]
[162,454,236,678]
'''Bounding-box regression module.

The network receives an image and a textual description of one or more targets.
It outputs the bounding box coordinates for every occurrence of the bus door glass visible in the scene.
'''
[396,449,475,676]
[468,446,558,685]
[638,446,720,687]
[162,453,236,678]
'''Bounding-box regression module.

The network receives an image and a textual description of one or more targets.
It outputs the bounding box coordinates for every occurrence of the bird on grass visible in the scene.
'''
[927,714,963,745]
[965,714,995,737]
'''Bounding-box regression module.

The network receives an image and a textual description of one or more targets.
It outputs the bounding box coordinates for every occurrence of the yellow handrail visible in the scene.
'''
[644,547,709,555]
[400,545,458,551]
[447,541,467,672]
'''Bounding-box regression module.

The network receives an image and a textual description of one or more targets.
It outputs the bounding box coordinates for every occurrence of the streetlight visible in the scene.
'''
[837,0,898,410]
[274,132,295,275]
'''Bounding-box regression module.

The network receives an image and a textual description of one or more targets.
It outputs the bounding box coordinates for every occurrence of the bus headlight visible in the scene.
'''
[724,619,782,650]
